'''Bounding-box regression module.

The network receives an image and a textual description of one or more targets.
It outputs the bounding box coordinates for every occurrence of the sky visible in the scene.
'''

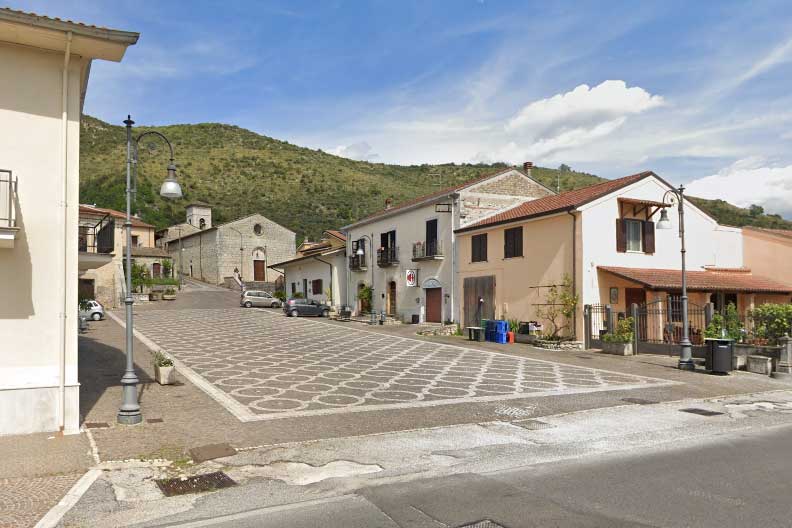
[11,0,792,218]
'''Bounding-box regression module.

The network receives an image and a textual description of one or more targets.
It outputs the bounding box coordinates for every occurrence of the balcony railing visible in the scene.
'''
[0,169,16,230]
[79,213,115,254]
[377,246,399,267]
[349,254,368,271]
[412,239,444,261]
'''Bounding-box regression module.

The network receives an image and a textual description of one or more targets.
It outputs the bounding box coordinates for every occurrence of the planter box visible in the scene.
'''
[514,333,537,344]
[131,293,150,303]
[162,294,176,301]
[747,355,773,376]
[600,341,634,356]
[154,364,176,385]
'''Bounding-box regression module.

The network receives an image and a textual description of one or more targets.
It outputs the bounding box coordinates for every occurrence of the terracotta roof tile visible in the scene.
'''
[599,266,792,294]
[324,229,347,241]
[457,171,653,232]
[79,204,154,228]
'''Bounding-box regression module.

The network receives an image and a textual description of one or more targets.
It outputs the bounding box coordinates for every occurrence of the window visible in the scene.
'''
[504,227,523,258]
[131,235,139,247]
[199,218,206,229]
[626,219,643,252]
[312,279,323,295]
[471,234,487,262]
[254,223,263,235]
[291,282,297,295]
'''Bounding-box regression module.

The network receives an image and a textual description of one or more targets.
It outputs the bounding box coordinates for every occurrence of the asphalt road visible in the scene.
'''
[162,423,792,528]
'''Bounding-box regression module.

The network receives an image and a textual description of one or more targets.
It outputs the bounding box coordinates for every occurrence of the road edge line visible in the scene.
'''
[34,469,103,528]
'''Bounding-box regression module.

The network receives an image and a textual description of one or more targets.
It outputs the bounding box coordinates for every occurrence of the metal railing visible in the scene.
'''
[78,213,115,254]
[349,254,367,270]
[0,170,17,229]
[412,239,443,260]
[377,246,399,267]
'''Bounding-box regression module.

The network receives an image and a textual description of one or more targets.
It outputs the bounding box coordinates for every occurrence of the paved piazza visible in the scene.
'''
[131,308,671,422]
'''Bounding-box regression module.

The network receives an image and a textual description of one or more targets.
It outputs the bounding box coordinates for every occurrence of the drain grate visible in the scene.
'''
[155,471,236,497]
[514,419,554,431]
[457,521,507,528]
[576,355,593,360]
[146,418,164,424]
[679,408,725,417]
[621,397,658,405]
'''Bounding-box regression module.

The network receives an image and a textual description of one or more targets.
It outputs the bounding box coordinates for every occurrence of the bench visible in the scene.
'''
[466,326,484,342]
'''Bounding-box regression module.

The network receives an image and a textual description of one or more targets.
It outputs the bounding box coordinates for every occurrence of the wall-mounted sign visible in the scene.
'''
[406,269,418,287]
[435,203,452,213]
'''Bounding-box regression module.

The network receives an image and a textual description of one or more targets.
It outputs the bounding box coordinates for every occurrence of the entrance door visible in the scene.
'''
[387,281,397,316]
[253,260,266,281]
[463,276,495,327]
[78,279,95,300]
[303,278,308,297]
[625,287,647,340]
[425,287,442,323]
[152,262,161,278]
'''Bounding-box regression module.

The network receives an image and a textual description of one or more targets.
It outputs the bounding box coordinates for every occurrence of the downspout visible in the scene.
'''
[567,209,577,338]
[59,32,73,432]
[450,193,457,324]
[314,256,334,306]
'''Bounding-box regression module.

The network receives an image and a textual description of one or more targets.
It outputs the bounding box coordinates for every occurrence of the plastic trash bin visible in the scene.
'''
[705,338,734,375]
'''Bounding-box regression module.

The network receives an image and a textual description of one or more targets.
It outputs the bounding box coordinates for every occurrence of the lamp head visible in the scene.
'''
[656,208,671,230]
[356,247,365,256]
[160,163,182,199]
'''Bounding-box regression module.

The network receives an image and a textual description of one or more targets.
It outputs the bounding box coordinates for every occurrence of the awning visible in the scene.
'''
[599,266,792,294]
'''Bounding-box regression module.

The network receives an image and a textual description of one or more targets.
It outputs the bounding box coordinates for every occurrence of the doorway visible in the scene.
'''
[152,262,161,278]
[463,276,495,328]
[254,260,266,281]
[387,281,397,316]
[78,279,95,300]
[425,287,442,323]
[625,288,646,308]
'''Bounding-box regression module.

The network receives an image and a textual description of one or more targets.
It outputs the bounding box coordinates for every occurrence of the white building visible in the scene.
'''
[0,9,137,435]
[342,164,554,324]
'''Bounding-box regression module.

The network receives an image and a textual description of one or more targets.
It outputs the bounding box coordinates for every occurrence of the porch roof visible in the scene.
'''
[599,266,792,294]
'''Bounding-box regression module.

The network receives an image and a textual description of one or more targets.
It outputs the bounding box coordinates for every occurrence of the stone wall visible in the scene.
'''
[217,214,296,285]
[459,170,554,226]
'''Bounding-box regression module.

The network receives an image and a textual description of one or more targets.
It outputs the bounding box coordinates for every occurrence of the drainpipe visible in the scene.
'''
[59,32,73,433]
[314,256,334,306]
[567,209,577,338]
[450,194,457,324]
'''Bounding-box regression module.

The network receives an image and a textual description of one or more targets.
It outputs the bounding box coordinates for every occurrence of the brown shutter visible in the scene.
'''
[643,220,655,254]
[616,219,627,252]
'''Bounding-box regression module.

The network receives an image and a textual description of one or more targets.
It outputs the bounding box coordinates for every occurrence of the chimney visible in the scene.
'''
[385,197,393,210]
[522,161,533,175]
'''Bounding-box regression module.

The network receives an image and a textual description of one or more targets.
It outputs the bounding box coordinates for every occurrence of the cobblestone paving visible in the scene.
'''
[0,474,80,528]
[133,308,670,421]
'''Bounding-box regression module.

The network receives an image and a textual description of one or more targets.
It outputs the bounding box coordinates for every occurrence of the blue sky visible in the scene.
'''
[11,0,792,218]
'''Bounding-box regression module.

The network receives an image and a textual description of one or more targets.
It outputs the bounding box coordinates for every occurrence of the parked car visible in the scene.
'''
[283,298,330,318]
[240,290,282,308]
[79,300,104,321]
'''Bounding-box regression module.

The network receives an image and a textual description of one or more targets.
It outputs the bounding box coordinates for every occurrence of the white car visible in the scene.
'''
[79,300,105,321]
[240,290,282,308]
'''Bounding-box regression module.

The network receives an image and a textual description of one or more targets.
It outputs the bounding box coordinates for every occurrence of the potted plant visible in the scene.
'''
[600,317,634,355]
[162,287,177,301]
[153,351,176,385]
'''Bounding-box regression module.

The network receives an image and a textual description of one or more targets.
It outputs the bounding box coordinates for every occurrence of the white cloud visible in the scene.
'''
[685,158,792,218]
[328,141,380,161]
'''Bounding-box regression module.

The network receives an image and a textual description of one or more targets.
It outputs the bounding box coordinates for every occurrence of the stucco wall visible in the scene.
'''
[0,42,86,434]
[743,229,792,287]
[282,253,347,309]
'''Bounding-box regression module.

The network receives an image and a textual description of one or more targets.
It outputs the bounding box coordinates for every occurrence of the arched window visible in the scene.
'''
[254,223,263,236]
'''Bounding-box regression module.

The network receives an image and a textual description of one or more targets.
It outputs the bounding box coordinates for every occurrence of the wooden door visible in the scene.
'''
[463,276,495,327]
[425,287,442,323]
[388,281,397,315]
[625,288,646,309]
[152,262,161,278]
[253,260,266,281]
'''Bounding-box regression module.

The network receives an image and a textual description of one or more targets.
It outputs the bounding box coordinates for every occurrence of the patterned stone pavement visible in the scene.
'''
[0,474,80,528]
[132,308,671,422]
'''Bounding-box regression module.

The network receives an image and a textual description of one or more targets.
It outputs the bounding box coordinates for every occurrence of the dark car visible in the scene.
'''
[283,298,330,318]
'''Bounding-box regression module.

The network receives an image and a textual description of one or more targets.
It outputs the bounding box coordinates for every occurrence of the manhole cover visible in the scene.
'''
[679,408,724,417]
[621,398,658,405]
[514,419,554,430]
[457,521,507,528]
[156,471,236,497]
[146,418,164,423]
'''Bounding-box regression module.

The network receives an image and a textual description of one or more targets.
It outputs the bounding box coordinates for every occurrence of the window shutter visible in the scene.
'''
[482,234,488,261]
[616,219,627,252]
[643,220,655,254]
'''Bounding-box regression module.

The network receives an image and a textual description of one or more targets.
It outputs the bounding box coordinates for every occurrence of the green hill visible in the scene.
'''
[78,115,792,240]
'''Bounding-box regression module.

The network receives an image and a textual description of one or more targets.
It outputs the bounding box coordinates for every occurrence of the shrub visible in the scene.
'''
[603,317,634,344]
[152,351,174,367]
[164,287,176,295]
[273,290,287,302]
[750,304,792,343]
[293,291,304,299]
[535,274,579,338]
[357,285,372,305]
[507,318,520,333]
[162,259,173,278]
[704,303,743,341]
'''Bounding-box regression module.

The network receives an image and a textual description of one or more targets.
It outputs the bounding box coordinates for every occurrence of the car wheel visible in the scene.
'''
[290,309,299,317]
[244,301,253,308]
[91,312,102,321]
[271,302,279,308]
[321,309,330,318]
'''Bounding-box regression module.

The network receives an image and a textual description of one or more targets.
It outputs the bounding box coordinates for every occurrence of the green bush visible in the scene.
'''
[152,351,173,367]
[273,290,287,302]
[603,317,634,344]
[750,304,792,343]
[507,318,520,333]
[292,291,304,299]
[704,303,743,341]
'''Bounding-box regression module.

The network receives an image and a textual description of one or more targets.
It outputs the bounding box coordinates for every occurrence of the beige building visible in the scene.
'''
[271,230,347,308]
[455,172,792,340]
[0,9,137,435]
[160,203,296,288]
[342,164,554,324]
[78,204,170,306]
[742,227,792,287]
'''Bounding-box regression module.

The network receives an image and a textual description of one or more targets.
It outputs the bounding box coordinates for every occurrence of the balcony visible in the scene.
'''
[0,170,19,249]
[412,240,444,261]
[377,246,399,267]
[78,213,115,270]
[349,254,368,271]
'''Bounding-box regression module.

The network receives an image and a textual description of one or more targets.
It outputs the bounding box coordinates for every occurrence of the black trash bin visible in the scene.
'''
[705,338,734,375]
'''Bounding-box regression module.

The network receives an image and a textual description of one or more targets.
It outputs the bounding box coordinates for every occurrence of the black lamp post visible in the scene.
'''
[118,116,183,425]
[657,185,694,371]
[355,234,377,325]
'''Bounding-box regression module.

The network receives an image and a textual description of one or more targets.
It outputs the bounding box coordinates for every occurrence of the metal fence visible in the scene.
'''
[635,297,707,345]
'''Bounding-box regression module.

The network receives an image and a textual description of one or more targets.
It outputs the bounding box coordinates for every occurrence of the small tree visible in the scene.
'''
[535,274,579,339]
[130,263,150,292]
[358,284,373,312]
[162,259,173,278]
[704,303,743,341]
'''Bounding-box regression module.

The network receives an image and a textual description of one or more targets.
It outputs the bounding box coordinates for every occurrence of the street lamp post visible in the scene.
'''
[355,234,377,325]
[657,185,694,371]
[118,115,183,425]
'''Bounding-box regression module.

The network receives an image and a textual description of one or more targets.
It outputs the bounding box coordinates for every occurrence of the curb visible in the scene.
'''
[34,469,102,528]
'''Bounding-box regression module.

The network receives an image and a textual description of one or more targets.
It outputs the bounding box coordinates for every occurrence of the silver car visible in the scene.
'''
[79,300,105,321]
[240,290,282,308]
